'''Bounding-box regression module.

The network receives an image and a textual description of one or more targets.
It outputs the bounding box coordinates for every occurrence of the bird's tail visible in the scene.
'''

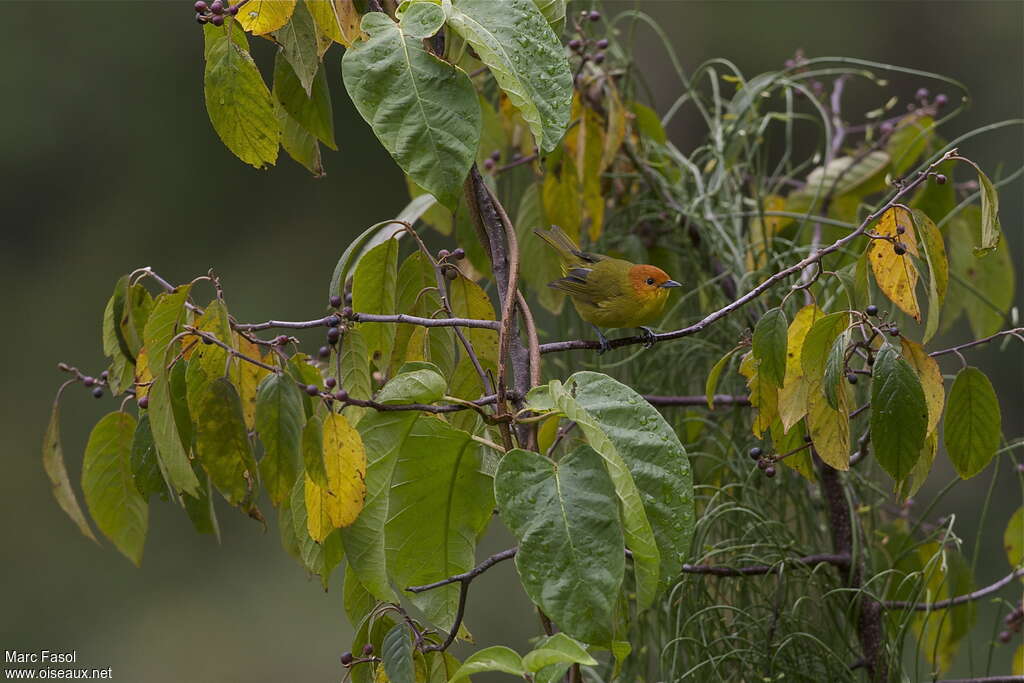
[533,225,587,266]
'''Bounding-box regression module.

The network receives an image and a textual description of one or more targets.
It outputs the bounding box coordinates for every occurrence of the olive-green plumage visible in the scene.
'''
[535,226,681,346]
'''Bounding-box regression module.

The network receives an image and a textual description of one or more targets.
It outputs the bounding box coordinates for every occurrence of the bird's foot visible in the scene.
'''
[592,325,613,355]
[638,326,657,349]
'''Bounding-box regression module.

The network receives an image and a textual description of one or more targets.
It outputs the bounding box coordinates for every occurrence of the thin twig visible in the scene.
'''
[644,394,751,407]
[882,568,1024,611]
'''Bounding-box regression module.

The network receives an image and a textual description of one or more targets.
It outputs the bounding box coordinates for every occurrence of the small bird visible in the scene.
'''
[535,225,681,353]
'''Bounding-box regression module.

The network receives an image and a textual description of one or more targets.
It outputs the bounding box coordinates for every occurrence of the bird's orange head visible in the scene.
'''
[628,265,682,301]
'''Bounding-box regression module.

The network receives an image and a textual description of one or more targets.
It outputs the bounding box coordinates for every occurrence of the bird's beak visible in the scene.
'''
[660,280,682,288]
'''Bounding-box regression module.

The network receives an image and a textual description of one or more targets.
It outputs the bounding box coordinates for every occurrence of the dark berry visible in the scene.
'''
[896,225,906,235]
[452,248,465,260]
[319,345,331,359]
[445,267,458,281]
[915,87,929,100]
[305,384,319,396]
[997,630,1012,644]
[210,0,224,13]
[866,304,879,316]
[490,149,501,161]
[326,315,340,327]
[765,465,776,478]
[340,652,354,666]
[889,327,900,337]
[138,396,149,409]
[1017,463,1024,474]
[341,306,354,319]
[202,334,214,344]
[935,174,947,185]
[194,0,208,9]
[880,120,895,134]
[846,372,858,385]
[333,389,349,402]
[100,370,109,380]
[362,644,374,656]
[228,4,239,15]
[92,387,104,399]
[803,435,812,443]
[345,293,353,305]
[210,13,224,25]
[327,327,341,344]
[568,38,582,51]
[83,376,96,387]
[593,52,606,64]
[596,38,609,49]
[438,249,450,259]
[934,93,948,107]
[588,10,601,21]
[893,242,907,255]
[483,158,495,171]
[749,446,763,459]
[757,459,768,470]
[325,377,337,389]
[330,294,343,308]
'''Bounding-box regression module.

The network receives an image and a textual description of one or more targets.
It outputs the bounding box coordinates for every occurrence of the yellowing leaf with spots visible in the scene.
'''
[237,0,297,35]
[322,413,366,528]
[306,0,364,48]
[304,474,332,542]
[869,206,921,321]
[900,338,944,436]
[739,352,777,438]
[778,304,824,432]
[806,378,850,471]
[134,346,152,400]
[236,333,270,430]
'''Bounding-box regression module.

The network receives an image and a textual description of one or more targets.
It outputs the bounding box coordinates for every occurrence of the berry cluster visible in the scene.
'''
[748,447,776,478]
[567,10,608,72]
[340,644,376,669]
[194,0,240,26]
[57,363,110,399]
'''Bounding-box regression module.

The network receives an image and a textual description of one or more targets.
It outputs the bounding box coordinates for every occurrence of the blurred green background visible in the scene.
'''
[2,2,1020,681]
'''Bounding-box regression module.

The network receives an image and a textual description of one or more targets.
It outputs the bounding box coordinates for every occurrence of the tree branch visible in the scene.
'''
[644,394,751,407]
[883,567,1024,611]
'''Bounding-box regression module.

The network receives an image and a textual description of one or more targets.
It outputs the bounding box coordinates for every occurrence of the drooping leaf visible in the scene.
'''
[273,54,336,148]
[321,412,366,528]
[382,624,415,683]
[806,376,850,471]
[752,307,788,389]
[183,466,221,539]
[194,377,258,505]
[235,334,270,430]
[496,447,624,645]
[542,150,581,243]
[271,0,318,95]
[307,0,363,49]
[342,12,481,208]
[288,476,344,584]
[944,366,1001,480]
[449,646,526,682]
[446,0,572,153]
[339,326,372,424]
[912,208,948,343]
[899,338,944,436]
[956,160,1003,256]
[1005,507,1024,568]
[130,413,167,501]
[43,399,97,542]
[778,305,824,431]
[869,206,921,321]
[739,352,778,439]
[389,418,492,630]
[944,207,1014,337]
[705,347,740,410]
[236,0,297,35]
[801,312,851,384]
[352,236,399,369]
[870,343,928,483]
[898,430,937,499]
[302,414,326,486]
[522,633,597,672]
[822,331,850,410]
[256,372,305,506]
[82,412,146,565]
[203,22,280,168]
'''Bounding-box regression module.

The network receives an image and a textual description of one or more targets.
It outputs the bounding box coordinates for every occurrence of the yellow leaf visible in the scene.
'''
[542,156,581,239]
[900,338,944,436]
[601,85,627,172]
[237,0,297,35]
[304,474,332,542]
[403,326,428,363]
[1014,643,1023,676]
[236,333,270,430]
[322,413,366,528]
[739,352,778,438]
[536,415,561,455]
[869,206,921,321]
[306,0,363,48]
[806,379,850,471]
[563,97,605,241]
[135,346,152,400]
[448,274,499,369]
[778,305,824,431]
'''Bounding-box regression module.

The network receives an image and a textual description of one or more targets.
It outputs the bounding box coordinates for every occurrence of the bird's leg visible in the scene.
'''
[591,324,612,354]
[638,326,657,349]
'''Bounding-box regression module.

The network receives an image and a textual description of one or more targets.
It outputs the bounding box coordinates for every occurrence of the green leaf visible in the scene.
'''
[945,207,1014,337]
[272,0,319,95]
[969,162,1002,256]
[822,331,849,411]
[279,105,324,176]
[183,468,221,539]
[522,634,597,672]
[449,646,525,682]
[102,275,134,364]
[528,381,661,608]
[256,372,306,506]
[944,366,1001,480]
[752,307,788,389]
[389,252,456,377]
[388,417,492,630]
[912,208,948,343]
[705,347,739,409]
[352,237,399,369]
[913,548,976,673]
[302,414,326,486]
[82,412,147,566]
[886,114,934,175]
[382,624,414,683]
[563,371,694,588]
[194,377,258,505]
[143,285,200,497]
[340,326,372,424]
[870,343,928,483]
[287,352,323,418]
[343,564,377,628]
[341,410,419,602]
[447,0,572,153]
[496,447,624,645]
[448,273,500,370]
[123,283,154,360]
[396,1,445,38]
[629,101,666,145]
[342,12,481,208]
[285,476,344,585]
[531,0,566,33]
[43,399,97,542]
[375,363,446,404]
[801,312,850,383]
[130,414,167,500]
[1005,507,1024,567]
[203,22,279,168]
[273,54,336,148]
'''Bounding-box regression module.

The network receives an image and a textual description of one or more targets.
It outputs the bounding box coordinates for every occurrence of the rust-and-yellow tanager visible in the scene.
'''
[535,225,681,352]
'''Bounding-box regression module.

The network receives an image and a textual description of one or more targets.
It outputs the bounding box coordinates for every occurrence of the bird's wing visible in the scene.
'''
[548,267,601,304]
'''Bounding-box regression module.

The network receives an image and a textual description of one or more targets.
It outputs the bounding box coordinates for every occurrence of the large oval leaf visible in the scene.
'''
[352,237,399,369]
[447,0,572,153]
[82,412,147,565]
[495,447,624,645]
[752,307,788,389]
[342,12,481,208]
[869,206,921,322]
[944,366,1001,480]
[870,343,928,483]
[255,372,306,506]
[194,377,258,505]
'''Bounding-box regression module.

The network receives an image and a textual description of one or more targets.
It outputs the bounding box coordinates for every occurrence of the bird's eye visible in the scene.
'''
[646,277,655,285]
